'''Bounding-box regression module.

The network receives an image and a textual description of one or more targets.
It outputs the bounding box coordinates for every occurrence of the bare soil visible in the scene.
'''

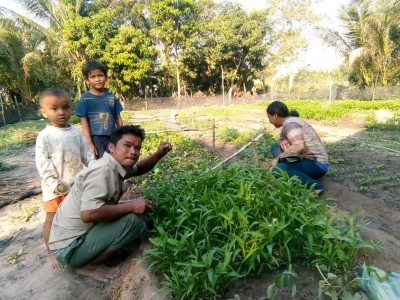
[1,111,400,300]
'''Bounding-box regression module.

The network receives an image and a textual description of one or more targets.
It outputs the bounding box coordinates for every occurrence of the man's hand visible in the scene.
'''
[125,199,153,214]
[156,141,172,157]
[81,198,153,223]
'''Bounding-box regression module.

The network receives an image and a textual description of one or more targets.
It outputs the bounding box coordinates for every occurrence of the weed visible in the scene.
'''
[316,264,366,300]
[8,249,24,264]
[218,127,240,142]
[263,265,297,299]
[12,207,38,223]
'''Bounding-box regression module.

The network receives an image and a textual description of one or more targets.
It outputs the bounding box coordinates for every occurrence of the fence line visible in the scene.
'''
[211,133,265,170]
[127,113,264,164]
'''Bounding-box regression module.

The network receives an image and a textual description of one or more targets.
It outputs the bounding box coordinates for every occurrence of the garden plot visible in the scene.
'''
[1,100,400,299]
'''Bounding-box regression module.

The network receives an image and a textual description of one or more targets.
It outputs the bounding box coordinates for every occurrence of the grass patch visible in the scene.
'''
[12,206,38,223]
[0,120,46,157]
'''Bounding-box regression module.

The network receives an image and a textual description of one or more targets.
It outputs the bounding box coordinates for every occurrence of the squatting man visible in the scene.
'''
[48,125,172,282]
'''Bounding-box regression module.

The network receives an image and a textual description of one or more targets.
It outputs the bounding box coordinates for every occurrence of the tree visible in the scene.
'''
[262,0,320,94]
[190,2,270,96]
[0,18,47,102]
[148,0,200,97]
[319,0,400,87]
[103,24,157,99]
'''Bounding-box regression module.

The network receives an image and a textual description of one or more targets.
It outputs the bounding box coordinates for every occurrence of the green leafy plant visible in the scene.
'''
[264,265,298,299]
[316,264,367,300]
[13,207,38,223]
[218,127,240,142]
[8,249,24,264]
[143,162,379,299]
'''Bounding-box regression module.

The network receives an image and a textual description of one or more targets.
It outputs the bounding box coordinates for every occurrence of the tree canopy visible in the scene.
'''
[1,0,399,103]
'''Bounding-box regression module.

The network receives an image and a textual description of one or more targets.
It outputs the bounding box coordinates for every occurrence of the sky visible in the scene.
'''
[0,0,349,71]
[229,0,350,71]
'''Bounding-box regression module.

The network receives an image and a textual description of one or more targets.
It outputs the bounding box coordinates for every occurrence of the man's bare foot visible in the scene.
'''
[76,264,120,283]
[47,250,63,268]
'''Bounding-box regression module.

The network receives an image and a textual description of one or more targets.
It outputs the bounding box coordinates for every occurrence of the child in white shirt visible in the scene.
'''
[35,88,95,267]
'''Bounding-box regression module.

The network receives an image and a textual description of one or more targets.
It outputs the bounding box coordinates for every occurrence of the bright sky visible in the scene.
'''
[0,0,31,17]
[229,0,350,71]
[1,0,349,71]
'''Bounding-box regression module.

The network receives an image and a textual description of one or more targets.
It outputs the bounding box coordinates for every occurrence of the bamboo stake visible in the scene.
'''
[146,128,212,134]
[252,140,259,166]
[212,118,216,153]
[363,143,400,155]
[211,133,264,170]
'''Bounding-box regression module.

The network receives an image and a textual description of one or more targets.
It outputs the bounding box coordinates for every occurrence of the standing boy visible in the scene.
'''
[75,60,124,159]
[35,88,95,267]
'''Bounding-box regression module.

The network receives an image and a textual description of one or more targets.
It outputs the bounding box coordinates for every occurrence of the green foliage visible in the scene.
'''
[143,161,378,299]
[364,115,400,131]
[241,133,277,162]
[130,131,220,191]
[218,127,240,142]
[317,264,366,300]
[8,249,24,264]
[0,120,46,156]
[69,115,80,124]
[254,99,400,121]
[12,206,38,223]
[264,266,298,300]
[0,18,48,102]
[104,24,157,96]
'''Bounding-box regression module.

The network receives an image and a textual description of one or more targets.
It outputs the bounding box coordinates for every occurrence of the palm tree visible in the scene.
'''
[0,18,46,102]
[318,0,400,88]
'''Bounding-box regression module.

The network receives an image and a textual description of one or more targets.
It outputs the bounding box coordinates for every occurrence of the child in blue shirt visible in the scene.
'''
[75,60,124,158]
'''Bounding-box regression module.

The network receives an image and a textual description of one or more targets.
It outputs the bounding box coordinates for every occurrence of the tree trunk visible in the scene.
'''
[0,94,6,125]
[371,71,379,101]
[221,66,225,106]
[14,95,22,122]
[262,78,267,95]
[176,64,181,98]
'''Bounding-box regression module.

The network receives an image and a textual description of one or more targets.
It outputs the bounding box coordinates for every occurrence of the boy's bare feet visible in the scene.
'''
[47,249,63,268]
[76,264,120,283]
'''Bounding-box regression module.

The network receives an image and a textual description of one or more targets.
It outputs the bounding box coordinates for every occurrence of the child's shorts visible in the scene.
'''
[43,195,67,213]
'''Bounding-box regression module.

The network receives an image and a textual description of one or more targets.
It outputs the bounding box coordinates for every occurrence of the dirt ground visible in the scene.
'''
[1,110,400,300]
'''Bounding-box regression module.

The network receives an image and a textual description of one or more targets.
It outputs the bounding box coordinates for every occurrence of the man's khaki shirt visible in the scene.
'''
[49,152,135,250]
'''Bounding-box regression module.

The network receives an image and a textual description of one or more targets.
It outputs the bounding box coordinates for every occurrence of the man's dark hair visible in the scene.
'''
[266,101,299,117]
[110,125,145,145]
[82,60,108,80]
[39,88,71,107]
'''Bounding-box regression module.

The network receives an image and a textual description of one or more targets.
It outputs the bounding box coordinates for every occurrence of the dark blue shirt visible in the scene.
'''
[75,91,123,136]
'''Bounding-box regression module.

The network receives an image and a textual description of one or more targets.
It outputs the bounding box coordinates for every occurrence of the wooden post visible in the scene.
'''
[211,133,264,170]
[14,95,22,121]
[0,94,6,126]
[212,118,216,153]
[252,140,259,166]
